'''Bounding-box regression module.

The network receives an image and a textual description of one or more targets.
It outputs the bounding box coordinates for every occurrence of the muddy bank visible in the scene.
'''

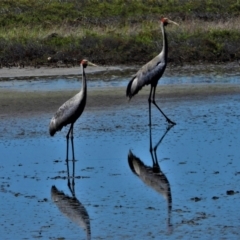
[0,62,239,81]
[1,62,240,119]
[1,84,240,118]
[0,65,130,80]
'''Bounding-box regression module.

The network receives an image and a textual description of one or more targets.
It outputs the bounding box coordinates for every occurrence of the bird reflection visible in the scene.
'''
[51,147,91,240]
[128,125,174,233]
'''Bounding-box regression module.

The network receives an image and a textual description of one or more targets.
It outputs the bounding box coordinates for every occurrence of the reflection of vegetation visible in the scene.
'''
[0,0,240,66]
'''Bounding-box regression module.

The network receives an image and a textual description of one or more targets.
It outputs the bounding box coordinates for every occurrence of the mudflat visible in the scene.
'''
[1,64,240,118]
[1,84,240,118]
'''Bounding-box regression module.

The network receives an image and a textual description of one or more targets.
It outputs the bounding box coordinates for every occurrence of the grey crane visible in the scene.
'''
[126,18,178,126]
[49,59,97,158]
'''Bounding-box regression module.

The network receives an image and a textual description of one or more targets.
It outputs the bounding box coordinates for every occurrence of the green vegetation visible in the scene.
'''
[0,0,240,67]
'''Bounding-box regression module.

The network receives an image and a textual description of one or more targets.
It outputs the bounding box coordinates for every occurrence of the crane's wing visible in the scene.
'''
[53,97,78,122]
[126,54,166,99]
[49,92,84,136]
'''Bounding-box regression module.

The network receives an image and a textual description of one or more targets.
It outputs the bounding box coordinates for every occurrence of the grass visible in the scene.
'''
[0,0,240,66]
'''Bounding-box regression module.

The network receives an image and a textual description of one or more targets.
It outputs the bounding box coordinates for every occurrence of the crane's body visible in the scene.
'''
[49,60,96,137]
[127,53,166,98]
[126,18,178,125]
[127,31,167,98]
[49,79,86,137]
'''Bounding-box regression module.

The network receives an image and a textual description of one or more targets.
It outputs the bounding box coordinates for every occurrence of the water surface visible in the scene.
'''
[1,70,240,239]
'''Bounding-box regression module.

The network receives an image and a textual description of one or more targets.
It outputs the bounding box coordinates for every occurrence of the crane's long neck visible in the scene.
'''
[161,23,168,62]
[81,65,87,96]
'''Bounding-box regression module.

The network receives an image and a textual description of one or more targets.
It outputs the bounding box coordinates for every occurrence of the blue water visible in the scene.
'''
[1,73,240,239]
[1,71,240,92]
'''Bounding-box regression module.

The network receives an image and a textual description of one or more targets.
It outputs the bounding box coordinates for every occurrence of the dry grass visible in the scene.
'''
[1,16,240,42]
[181,17,240,33]
[1,0,240,65]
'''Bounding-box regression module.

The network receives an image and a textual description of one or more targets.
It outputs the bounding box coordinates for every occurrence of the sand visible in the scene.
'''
[0,65,127,79]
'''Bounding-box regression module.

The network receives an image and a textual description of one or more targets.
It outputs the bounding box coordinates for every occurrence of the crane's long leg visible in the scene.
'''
[148,86,153,126]
[152,86,176,125]
[66,124,73,161]
[149,121,154,161]
[66,123,73,190]
[70,125,75,188]
[66,137,69,162]
[70,125,75,161]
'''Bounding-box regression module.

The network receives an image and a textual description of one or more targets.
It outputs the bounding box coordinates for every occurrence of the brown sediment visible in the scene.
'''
[1,63,240,118]
[1,84,240,119]
[0,65,127,80]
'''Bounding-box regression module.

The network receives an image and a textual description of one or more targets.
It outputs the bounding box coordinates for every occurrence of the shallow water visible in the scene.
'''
[1,67,240,92]
[1,72,240,239]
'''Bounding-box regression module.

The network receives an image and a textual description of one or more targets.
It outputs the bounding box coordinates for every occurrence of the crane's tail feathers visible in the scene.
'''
[49,127,56,137]
[49,119,57,136]
[126,76,135,99]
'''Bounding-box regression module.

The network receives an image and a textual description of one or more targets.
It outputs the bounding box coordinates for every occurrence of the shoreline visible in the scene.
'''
[0,65,129,80]
[1,62,240,119]
[0,62,240,80]
[1,84,240,119]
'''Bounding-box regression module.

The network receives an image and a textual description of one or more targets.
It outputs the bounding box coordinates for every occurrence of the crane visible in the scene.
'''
[49,59,97,159]
[49,59,97,137]
[126,17,178,126]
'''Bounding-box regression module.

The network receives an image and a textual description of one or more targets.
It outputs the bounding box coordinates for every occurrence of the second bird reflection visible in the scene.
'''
[51,138,91,240]
[128,125,174,233]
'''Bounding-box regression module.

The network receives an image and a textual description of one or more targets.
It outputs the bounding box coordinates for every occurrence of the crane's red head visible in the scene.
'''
[160,17,179,26]
[161,17,169,26]
[80,59,88,68]
[80,59,98,68]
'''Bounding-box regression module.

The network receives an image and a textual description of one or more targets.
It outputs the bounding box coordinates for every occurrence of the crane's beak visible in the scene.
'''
[168,20,179,26]
[88,61,98,67]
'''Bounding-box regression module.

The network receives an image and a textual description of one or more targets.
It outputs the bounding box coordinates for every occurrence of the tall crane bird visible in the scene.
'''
[126,18,178,126]
[49,59,97,158]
